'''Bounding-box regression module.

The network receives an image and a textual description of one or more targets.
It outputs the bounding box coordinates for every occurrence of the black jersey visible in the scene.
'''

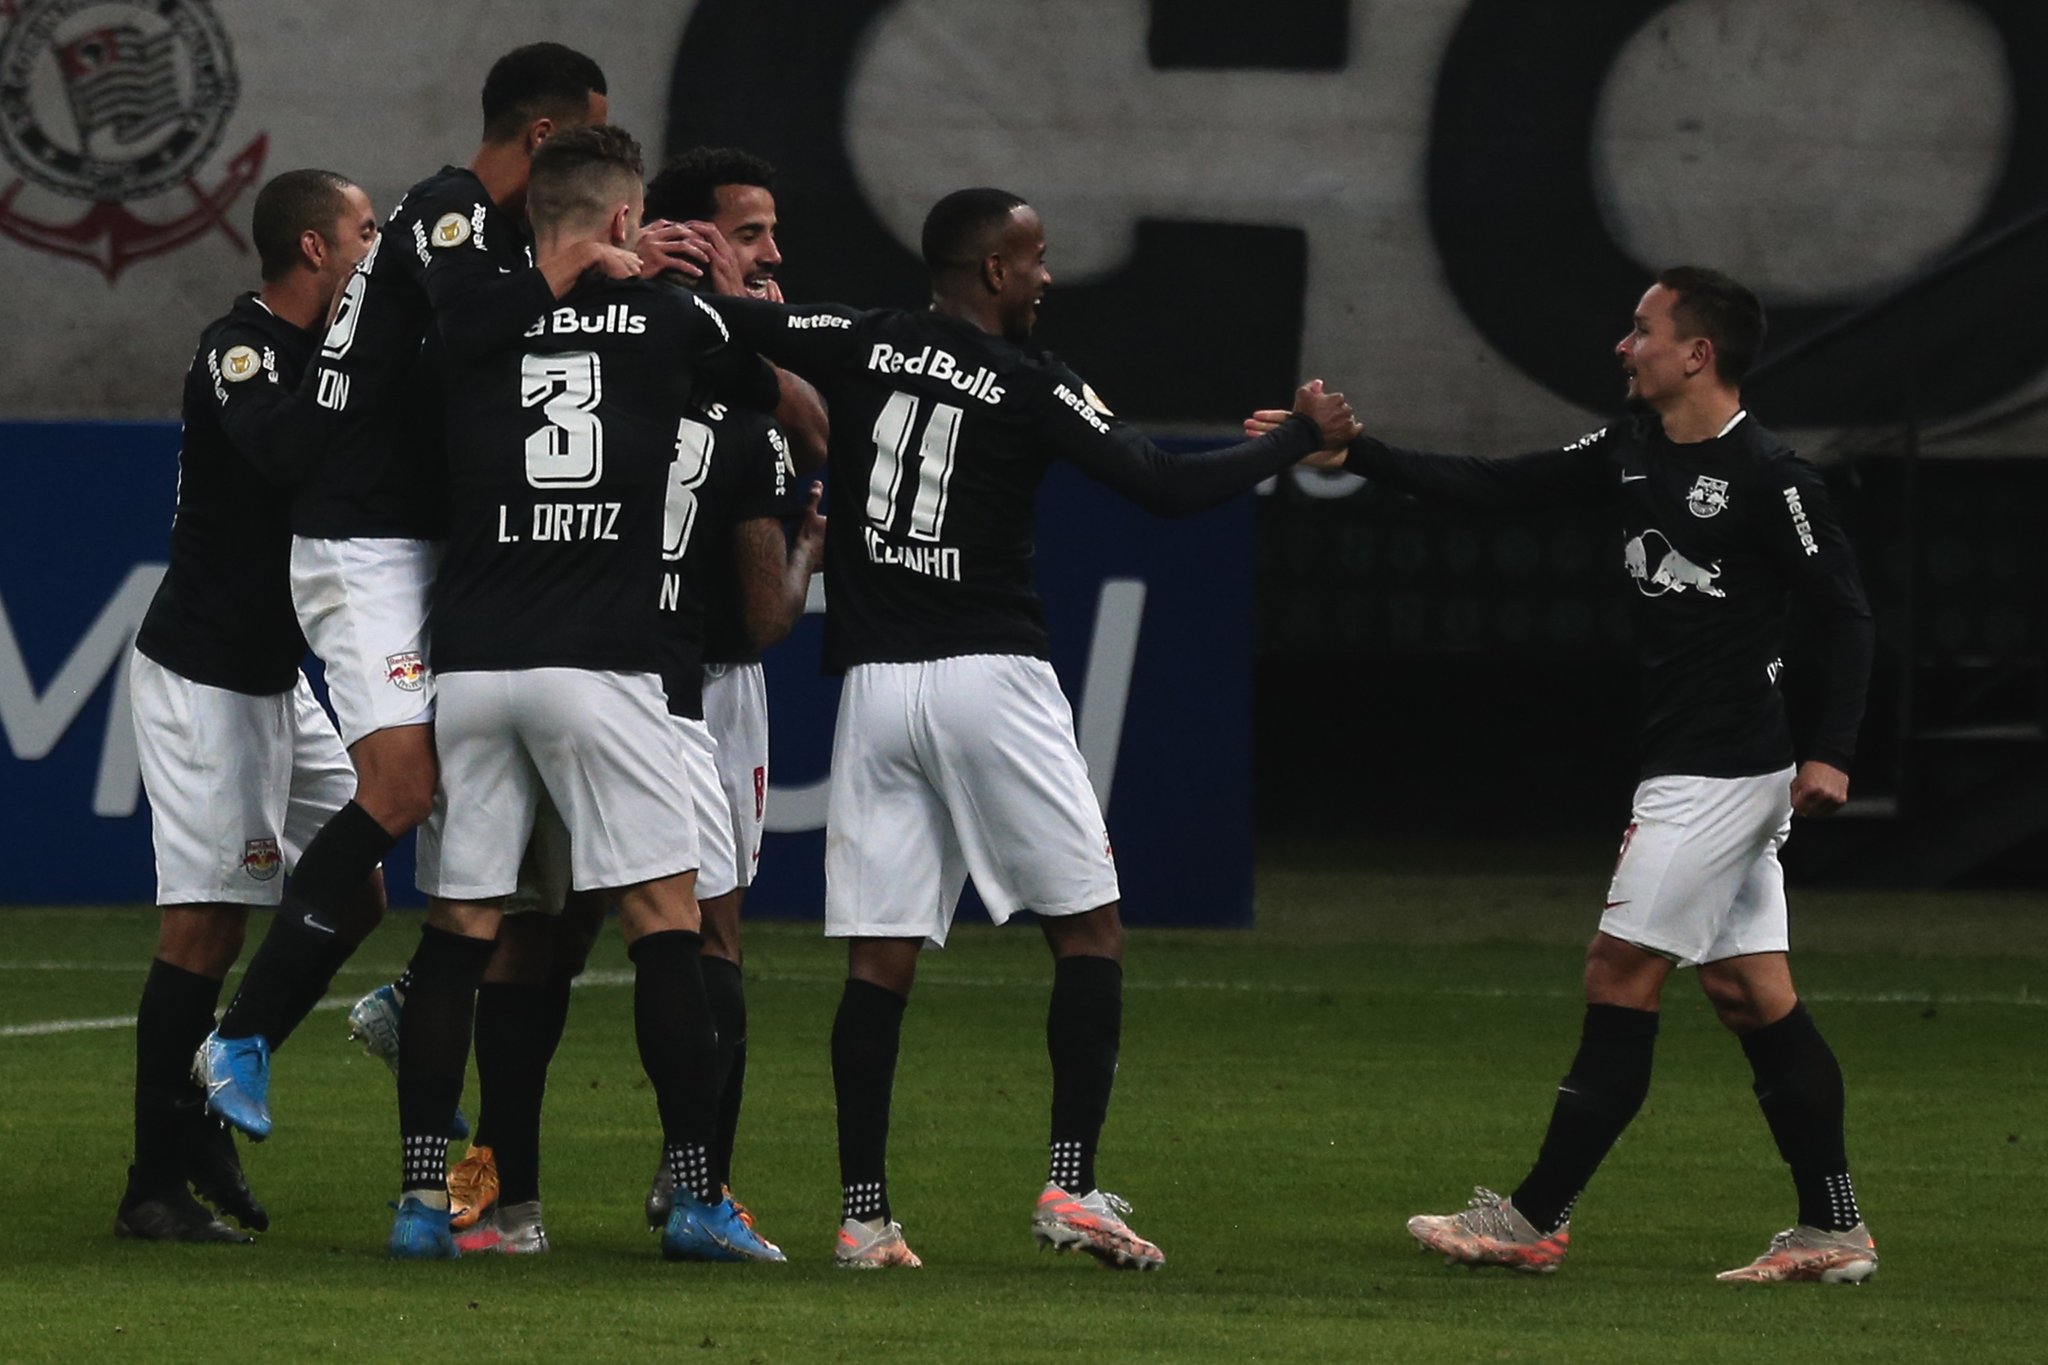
[705,298,1322,671]
[136,294,319,695]
[432,276,776,677]
[1344,413,1875,779]
[658,401,796,717]
[295,166,552,541]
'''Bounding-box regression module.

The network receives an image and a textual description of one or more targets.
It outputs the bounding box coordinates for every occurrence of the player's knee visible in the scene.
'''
[1582,935,1666,1009]
[1044,902,1123,961]
[155,905,249,978]
[699,890,743,962]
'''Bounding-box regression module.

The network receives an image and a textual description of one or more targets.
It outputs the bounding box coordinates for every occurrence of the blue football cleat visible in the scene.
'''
[348,984,471,1140]
[661,1194,787,1263]
[387,1196,459,1259]
[194,1032,272,1141]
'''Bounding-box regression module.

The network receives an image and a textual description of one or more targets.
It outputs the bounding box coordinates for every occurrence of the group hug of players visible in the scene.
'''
[123,41,1881,1284]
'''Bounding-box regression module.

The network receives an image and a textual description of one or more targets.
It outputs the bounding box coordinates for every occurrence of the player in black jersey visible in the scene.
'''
[387,125,785,1262]
[703,188,1358,1268]
[1253,268,1878,1282]
[630,147,825,1240]
[121,170,380,1242]
[195,44,677,1144]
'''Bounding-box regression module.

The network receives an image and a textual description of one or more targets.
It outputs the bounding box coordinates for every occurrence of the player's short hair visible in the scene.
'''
[1656,266,1767,383]
[527,124,643,236]
[480,42,607,143]
[644,146,778,223]
[921,187,1028,273]
[251,169,354,282]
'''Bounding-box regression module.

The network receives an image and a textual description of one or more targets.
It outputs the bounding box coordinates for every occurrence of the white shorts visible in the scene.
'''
[1600,767,1796,967]
[130,651,356,906]
[702,661,769,897]
[675,714,736,898]
[825,655,1121,948]
[289,535,438,748]
[416,669,696,900]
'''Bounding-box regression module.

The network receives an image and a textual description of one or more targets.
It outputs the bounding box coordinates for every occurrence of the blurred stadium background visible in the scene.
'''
[1,1,2042,1358]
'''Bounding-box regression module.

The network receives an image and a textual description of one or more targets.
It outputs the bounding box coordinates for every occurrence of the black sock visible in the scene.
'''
[132,959,224,1194]
[703,956,747,1191]
[217,802,394,1043]
[396,925,495,1194]
[628,930,719,1205]
[1512,1004,1659,1234]
[472,977,572,1206]
[832,978,907,1223]
[1739,1001,1861,1231]
[1047,955,1122,1194]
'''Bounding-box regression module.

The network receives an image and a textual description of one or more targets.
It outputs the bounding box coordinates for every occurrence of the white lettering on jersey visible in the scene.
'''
[1053,382,1110,435]
[864,342,1005,405]
[1563,427,1607,452]
[861,524,962,581]
[1781,486,1820,555]
[528,304,648,338]
[786,312,850,330]
[525,502,622,542]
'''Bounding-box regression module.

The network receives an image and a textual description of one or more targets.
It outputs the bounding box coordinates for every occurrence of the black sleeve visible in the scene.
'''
[406,195,552,357]
[1343,429,1616,510]
[205,330,320,487]
[1759,459,1875,771]
[676,290,780,413]
[697,296,865,379]
[1031,366,1320,517]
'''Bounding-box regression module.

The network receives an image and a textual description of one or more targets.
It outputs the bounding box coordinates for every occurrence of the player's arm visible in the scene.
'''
[1040,375,1352,517]
[1763,459,1875,815]
[735,483,827,651]
[1246,407,1616,507]
[207,333,322,487]
[417,197,638,356]
[697,296,866,386]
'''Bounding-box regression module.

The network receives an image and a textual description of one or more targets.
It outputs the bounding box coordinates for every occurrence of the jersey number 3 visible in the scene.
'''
[522,352,604,488]
[868,390,962,541]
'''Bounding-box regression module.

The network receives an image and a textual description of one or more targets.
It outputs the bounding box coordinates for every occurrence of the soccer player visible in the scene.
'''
[120,169,380,1241]
[1253,267,1878,1283]
[700,188,1359,1268]
[195,43,649,1141]
[634,146,821,1236]
[387,124,784,1263]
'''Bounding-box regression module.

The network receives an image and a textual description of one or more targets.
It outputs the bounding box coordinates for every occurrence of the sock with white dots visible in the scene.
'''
[1739,1001,1862,1231]
[628,930,720,1206]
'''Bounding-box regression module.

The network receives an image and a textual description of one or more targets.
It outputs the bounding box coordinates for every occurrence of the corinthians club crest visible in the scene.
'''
[0,0,265,280]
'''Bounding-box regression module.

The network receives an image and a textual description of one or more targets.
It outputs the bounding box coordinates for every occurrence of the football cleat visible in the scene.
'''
[387,1195,459,1260]
[114,1176,252,1244]
[454,1199,550,1255]
[1032,1184,1164,1270]
[1716,1223,1877,1284]
[194,1031,271,1141]
[1407,1188,1569,1273]
[182,1103,269,1231]
[346,984,471,1140]
[644,1160,673,1230]
[661,1193,787,1263]
[447,1144,499,1231]
[834,1216,923,1269]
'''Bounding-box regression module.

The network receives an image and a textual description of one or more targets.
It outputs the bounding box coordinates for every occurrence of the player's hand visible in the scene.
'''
[679,220,747,296]
[760,277,786,304]
[1243,408,1290,440]
[794,480,827,566]
[1292,379,1362,457]
[634,219,707,280]
[1789,760,1849,817]
[587,241,643,280]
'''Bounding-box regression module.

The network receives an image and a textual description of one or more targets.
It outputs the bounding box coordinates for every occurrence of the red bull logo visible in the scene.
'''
[383,651,426,693]
[1624,529,1725,599]
[241,836,280,881]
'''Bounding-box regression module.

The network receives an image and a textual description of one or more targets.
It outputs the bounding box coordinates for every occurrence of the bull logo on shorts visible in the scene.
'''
[1624,529,1724,599]
[383,651,426,692]
[241,837,280,881]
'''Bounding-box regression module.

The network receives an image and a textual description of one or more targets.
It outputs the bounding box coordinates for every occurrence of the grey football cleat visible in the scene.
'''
[1407,1187,1570,1273]
[1716,1223,1877,1283]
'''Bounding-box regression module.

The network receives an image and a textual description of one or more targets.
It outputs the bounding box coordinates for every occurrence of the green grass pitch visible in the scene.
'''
[1,839,2041,1363]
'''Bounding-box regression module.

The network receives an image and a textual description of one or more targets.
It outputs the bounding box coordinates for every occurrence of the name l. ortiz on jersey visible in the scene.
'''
[1625,529,1724,598]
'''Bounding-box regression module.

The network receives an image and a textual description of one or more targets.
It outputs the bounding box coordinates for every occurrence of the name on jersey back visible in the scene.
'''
[498,502,621,542]
[523,304,649,338]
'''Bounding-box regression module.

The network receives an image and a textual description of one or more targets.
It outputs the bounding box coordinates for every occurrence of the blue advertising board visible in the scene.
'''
[0,421,1253,927]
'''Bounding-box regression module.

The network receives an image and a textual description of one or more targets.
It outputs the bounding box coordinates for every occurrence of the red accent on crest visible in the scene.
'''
[0,133,266,281]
